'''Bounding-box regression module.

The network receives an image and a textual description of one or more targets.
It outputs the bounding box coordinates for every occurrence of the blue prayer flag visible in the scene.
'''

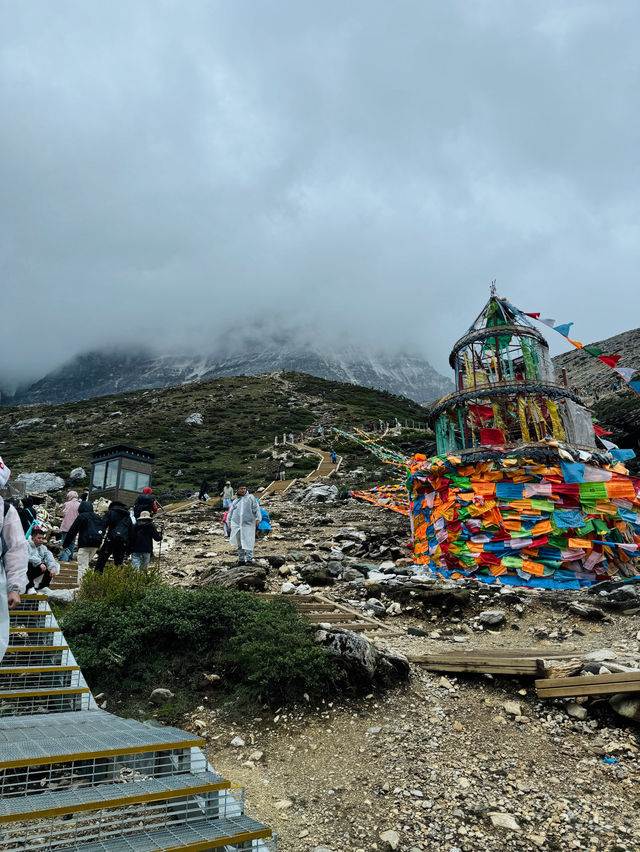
[560,461,585,483]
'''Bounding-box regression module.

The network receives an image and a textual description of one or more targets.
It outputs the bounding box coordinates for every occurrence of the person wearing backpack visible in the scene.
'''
[95,500,132,572]
[17,497,38,536]
[62,500,105,582]
[1,500,28,662]
[133,487,157,519]
[129,511,162,569]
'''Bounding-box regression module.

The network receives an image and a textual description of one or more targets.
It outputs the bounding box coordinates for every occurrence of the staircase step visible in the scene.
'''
[51,814,271,852]
[0,686,91,717]
[0,665,81,690]
[0,770,228,822]
[8,626,61,646]
[1,646,70,667]
[0,711,206,772]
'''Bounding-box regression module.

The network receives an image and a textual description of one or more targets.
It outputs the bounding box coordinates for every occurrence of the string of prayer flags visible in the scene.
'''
[508,300,640,399]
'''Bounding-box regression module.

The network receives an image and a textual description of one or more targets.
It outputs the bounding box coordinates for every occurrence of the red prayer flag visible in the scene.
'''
[480,427,505,446]
[593,424,613,436]
[524,312,540,318]
[598,355,622,368]
[468,404,494,422]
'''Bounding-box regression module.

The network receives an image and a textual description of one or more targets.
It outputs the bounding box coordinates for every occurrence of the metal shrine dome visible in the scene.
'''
[430,291,596,454]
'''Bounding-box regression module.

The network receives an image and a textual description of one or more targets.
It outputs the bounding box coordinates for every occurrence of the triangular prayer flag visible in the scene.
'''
[630,381,640,393]
[554,322,574,337]
[593,424,613,436]
[598,355,622,368]
[0,455,10,487]
[584,346,603,356]
[598,438,619,451]
[540,318,555,328]
[615,367,637,382]
[524,312,540,318]
[567,338,583,349]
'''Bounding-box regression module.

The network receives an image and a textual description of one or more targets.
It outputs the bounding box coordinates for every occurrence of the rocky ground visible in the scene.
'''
[149,482,640,852]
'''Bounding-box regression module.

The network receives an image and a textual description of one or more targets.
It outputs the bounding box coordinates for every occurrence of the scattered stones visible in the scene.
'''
[566,701,588,720]
[185,413,203,426]
[274,799,293,810]
[68,466,86,481]
[488,811,521,831]
[477,609,506,626]
[609,693,640,722]
[230,736,245,747]
[502,701,522,717]
[294,485,339,504]
[149,688,175,705]
[379,829,400,850]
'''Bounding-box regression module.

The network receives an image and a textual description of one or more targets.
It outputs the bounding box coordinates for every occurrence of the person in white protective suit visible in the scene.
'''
[0,500,28,662]
[226,483,261,565]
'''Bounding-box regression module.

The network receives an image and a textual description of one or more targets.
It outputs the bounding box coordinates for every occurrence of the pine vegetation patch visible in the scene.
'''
[59,566,340,707]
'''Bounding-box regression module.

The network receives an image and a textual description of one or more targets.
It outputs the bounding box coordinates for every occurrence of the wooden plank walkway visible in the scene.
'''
[536,671,640,698]
[409,648,583,676]
[260,592,404,638]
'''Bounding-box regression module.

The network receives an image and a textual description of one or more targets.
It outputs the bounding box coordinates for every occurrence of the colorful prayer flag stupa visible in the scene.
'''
[409,291,640,588]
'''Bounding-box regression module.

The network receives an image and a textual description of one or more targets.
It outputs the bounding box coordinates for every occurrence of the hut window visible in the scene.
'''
[119,469,151,491]
[91,462,106,489]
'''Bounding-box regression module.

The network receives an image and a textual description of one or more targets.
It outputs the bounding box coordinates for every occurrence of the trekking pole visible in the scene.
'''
[156,527,163,571]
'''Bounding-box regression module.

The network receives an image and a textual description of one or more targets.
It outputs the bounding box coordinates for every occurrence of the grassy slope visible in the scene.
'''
[1,371,433,496]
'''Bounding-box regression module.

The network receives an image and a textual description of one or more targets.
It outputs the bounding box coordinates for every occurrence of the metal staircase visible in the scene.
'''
[0,594,275,851]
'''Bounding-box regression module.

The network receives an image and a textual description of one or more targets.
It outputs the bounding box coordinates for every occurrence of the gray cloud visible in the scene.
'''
[2,0,639,387]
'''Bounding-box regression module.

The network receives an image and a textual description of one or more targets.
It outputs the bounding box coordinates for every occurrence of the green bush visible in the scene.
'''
[76,561,162,607]
[59,586,339,706]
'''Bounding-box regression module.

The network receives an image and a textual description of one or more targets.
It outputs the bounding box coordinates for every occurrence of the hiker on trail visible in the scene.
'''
[198,477,209,501]
[221,481,234,509]
[0,500,28,661]
[95,500,132,572]
[330,449,338,464]
[58,490,80,561]
[133,487,157,519]
[317,425,324,437]
[18,497,37,536]
[226,483,260,566]
[278,461,286,481]
[256,501,271,538]
[26,527,59,591]
[62,500,106,582]
[289,432,294,444]
[129,511,162,570]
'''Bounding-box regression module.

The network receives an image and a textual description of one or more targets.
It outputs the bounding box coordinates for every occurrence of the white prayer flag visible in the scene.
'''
[598,438,619,451]
[540,318,556,327]
[615,367,637,382]
[0,456,10,487]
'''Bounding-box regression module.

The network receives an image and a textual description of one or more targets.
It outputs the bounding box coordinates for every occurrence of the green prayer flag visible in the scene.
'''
[501,555,523,568]
[584,346,603,356]
[579,482,608,500]
[530,499,555,512]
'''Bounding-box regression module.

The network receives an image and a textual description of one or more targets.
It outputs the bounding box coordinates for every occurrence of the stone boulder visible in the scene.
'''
[69,467,86,482]
[314,626,409,690]
[298,563,335,586]
[200,563,267,591]
[185,413,204,426]
[609,693,640,723]
[16,472,65,493]
[294,485,339,504]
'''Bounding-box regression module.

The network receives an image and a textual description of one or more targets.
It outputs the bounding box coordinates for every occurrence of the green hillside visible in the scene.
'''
[1,371,432,497]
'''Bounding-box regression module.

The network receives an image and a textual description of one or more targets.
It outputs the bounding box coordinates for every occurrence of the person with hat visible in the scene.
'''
[221,481,234,509]
[226,483,260,565]
[133,487,157,519]
[129,511,163,570]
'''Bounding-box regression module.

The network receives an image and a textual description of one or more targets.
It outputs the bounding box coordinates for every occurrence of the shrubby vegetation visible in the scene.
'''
[59,564,340,707]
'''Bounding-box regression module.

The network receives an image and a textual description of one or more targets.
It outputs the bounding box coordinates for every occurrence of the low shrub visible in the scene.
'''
[76,561,162,607]
[59,585,340,706]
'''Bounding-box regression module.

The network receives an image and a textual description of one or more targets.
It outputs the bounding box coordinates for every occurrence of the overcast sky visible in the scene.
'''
[2,1,639,387]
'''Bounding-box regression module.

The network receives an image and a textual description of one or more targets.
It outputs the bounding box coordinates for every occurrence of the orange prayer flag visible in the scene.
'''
[531,520,553,536]
[605,480,637,500]
[522,559,545,576]
[490,563,507,576]
[471,481,497,496]
[568,538,593,550]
